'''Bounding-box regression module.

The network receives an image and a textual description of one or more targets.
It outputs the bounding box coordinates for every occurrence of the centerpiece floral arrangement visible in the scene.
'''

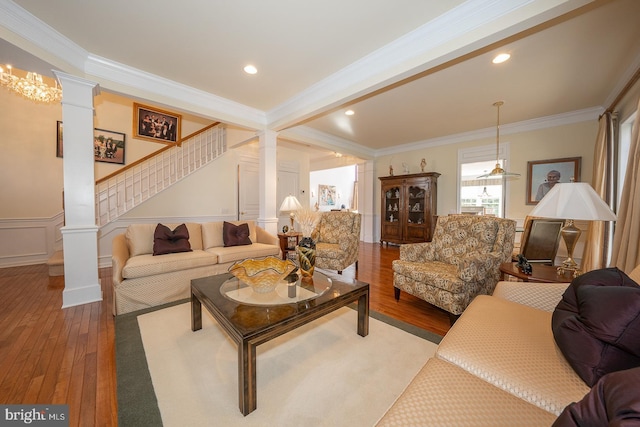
[295,207,320,237]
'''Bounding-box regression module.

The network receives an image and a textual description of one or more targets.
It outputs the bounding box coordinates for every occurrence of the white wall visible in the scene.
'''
[310,165,356,211]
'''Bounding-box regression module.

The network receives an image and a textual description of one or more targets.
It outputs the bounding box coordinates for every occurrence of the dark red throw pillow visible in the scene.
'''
[153,223,192,255]
[223,222,252,247]
[552,268,640,387]
[552,367,640,427]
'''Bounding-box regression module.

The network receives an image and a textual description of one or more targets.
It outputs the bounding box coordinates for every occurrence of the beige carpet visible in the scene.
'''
[137,303,438,426]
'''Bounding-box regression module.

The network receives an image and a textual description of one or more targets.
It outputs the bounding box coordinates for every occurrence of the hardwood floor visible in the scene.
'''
[0,242,450,426]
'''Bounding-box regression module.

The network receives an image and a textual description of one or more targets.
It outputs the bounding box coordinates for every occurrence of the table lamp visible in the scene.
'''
[528,182,617,277]
[279,195,302,233]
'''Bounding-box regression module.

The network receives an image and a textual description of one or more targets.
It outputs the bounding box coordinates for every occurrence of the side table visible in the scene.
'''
[499,262,573,283]
[277,232,302,261]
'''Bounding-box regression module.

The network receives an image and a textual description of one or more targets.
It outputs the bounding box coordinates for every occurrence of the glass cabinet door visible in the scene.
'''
[384,186,401,223]
[406,185,427,226]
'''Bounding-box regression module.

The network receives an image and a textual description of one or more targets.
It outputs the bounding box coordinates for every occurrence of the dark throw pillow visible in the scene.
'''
[153,223,192,256]
[552,366,640,427]
[552,268,640,387]
[223,221,252,247]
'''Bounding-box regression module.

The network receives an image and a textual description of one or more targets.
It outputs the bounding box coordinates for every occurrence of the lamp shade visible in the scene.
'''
[279,195,302,212]
[529,182,617,221]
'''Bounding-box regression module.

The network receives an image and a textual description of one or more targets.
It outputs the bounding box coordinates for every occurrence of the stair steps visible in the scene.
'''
[47,250,64,277]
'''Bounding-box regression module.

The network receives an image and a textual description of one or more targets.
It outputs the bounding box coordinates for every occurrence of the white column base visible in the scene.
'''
[62,279,103,309]
[61,225,103,308]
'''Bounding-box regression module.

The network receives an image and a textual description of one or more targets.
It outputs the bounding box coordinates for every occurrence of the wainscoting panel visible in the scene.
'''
[0,213,64,268]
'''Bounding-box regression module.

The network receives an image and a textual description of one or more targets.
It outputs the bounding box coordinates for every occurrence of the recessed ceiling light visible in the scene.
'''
[243,65,257,74]
[492,53,511,64]
[345,109,355,116]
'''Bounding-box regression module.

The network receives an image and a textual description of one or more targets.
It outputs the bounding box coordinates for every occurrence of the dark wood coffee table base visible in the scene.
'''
[191,274,369,416]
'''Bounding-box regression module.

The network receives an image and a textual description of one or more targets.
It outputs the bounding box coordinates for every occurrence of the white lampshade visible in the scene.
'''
[279,195,302,213]
[529,182,617,221]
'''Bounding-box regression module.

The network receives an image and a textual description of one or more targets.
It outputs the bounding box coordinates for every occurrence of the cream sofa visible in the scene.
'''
[111,220,280,315]
[378,265,640,426]
[377,280,593,426]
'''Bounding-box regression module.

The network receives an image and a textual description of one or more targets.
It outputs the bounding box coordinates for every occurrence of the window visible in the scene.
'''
[460,161,504,217]
[458,144,511,218]
[618,111,635,206]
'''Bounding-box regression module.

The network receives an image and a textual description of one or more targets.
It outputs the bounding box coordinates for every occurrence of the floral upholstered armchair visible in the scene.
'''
[392,215,516,322]
[311,211,361,274]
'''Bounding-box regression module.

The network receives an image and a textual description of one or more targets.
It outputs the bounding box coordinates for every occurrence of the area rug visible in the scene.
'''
[116,301,441,427]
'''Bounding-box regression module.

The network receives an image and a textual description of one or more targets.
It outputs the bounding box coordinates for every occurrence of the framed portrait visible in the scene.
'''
[133,102,181,144]
[56,121,126,165]
[526,157,581,204]
[56,121,63,158]
[318,184,337,206]
[94,128,126,164]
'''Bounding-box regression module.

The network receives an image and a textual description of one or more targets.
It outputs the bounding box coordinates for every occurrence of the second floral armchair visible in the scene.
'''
[311,211,361,274]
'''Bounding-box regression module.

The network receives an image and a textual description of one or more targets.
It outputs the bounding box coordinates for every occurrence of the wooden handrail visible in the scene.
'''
[96,121,220,185]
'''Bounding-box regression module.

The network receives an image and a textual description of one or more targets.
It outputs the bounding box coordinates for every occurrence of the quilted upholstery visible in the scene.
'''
[311,211,361,272]
[392,215,516,316]
[376,358,557,426]
[436,295,590,415]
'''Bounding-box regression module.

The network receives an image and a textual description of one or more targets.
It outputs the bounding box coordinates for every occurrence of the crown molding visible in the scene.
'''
[0,0,87,71]
[84,54,267,129]
[279,125,376,160]
[1,1,267,130]
[375,106,602,157]
[266,0,588,131]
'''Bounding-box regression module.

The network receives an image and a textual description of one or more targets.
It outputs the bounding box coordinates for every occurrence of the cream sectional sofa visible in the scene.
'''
[377,280,594,426]
[378,266,640,426]
[111,220,280,315]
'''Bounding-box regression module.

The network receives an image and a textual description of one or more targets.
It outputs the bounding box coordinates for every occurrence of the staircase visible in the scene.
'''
[95,123,227,226]
[48,122,227,275]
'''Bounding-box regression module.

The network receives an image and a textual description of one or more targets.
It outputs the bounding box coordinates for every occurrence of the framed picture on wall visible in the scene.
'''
[93,128,126,164]
[133,102,181,144]
[526,157,581,204]
[318,184,336,206]
[55,121,126,164]
[56,121,63,158]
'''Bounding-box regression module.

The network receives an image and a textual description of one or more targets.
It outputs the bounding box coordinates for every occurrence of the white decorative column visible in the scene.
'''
[53,71,102,309]
[257,130,278,235]
[360,160,377,243]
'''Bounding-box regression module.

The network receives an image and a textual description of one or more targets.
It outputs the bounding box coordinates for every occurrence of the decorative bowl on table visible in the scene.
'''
[228,256,298,293]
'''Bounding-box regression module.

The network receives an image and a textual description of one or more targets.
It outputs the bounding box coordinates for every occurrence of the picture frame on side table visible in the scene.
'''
[526,157,581,205]
[133,102,182,144]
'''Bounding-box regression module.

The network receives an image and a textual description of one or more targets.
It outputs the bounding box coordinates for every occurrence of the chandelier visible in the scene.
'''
[477,101,520,178]
[0,65,62,104]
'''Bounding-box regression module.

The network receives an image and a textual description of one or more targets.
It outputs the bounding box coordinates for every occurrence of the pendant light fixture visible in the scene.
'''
[478,186,492,198]
[477,101,520,178]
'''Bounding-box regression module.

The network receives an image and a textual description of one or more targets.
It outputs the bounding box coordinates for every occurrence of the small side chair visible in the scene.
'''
[312,211,361,274]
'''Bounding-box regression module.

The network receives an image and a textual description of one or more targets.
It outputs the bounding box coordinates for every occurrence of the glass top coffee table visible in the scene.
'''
[190,270,370,416]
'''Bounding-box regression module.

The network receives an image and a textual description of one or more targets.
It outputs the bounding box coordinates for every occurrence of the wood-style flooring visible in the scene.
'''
[0,242,450,426]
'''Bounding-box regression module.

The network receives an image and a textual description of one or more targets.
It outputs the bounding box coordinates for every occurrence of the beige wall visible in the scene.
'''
[374,120,599,222]
[0,89,214,218]
[1,91,63,217]
[0,84,602,226]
